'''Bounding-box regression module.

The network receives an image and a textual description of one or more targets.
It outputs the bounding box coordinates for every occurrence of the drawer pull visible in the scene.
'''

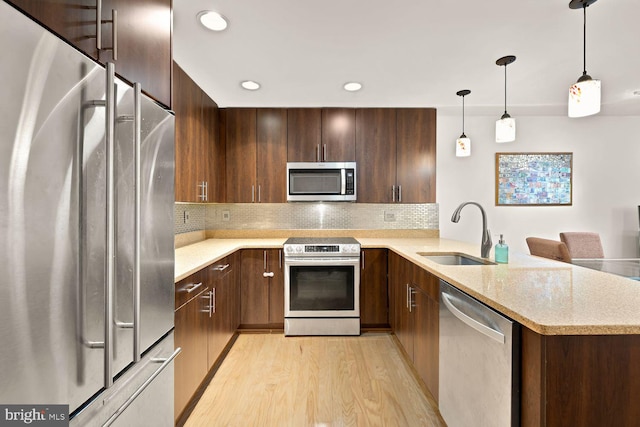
[211,264,230,271]
[185,282,203,293]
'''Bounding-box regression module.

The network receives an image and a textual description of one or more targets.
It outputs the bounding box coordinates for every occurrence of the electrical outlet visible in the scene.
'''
[384,211,396,222]
[222,210,230,222]
[183,210,190,224]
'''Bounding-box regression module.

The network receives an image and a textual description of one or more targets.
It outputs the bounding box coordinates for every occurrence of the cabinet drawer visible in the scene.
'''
[175,271,206,309]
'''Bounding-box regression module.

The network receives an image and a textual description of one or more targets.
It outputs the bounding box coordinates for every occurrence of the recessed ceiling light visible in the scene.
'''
[343,82,362,92]
[197,11,228,31]
[241,80,260,91]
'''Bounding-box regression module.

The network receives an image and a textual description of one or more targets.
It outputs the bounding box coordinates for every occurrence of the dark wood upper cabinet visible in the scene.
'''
[225,108,287,203]
[225,109,257,203]
[287,108,322,162]
[257,109,288,203]
[174,63,206,203]
[355,109,397,203]
[321,108,356,162]
[204,94,225,203]
[396,108,437,203]
[9,0,172,107]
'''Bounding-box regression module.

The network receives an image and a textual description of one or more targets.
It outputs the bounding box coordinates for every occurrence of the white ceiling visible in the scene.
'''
[173,0,640,116]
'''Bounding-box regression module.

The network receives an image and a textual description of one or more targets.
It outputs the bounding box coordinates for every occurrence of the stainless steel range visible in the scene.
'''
[283,237,361,336]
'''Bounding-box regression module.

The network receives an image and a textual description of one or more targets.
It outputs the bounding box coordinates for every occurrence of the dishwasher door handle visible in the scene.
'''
[441,292,505,344]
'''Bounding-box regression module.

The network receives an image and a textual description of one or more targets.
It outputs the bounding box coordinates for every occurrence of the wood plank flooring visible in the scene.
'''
[185,332,446,427]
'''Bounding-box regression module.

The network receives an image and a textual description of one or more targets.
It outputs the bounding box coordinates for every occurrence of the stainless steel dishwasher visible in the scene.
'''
[439,280,519,427]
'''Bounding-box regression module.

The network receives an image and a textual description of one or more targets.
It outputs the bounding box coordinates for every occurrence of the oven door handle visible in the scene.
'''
[284,257,360,266]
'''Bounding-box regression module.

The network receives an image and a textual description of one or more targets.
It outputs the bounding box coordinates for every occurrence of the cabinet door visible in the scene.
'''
[268,249,284,325]
[174,63,206,202]
[412,288,439,401]
[103,0,171,107]
[360,249,389,327]
[226,108,257,202]
[389,252,413,357]
[207,258,235,369]
[257,109,287,203]
[174,286,209,422]
[287,108,322,162]
[240,250,270,325]
[204,94,225,202]
[321,108,356,162]
[396,108,437,203]
[355,109,397,203]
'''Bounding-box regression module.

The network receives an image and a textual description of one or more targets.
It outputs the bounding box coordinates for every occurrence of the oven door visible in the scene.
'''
[284,257,360,318]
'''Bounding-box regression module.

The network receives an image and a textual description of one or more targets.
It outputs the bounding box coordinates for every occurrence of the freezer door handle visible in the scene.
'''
[132,82,142,362]
[101,347,182,427]
[104,61,116,389]
[441,292,505,344]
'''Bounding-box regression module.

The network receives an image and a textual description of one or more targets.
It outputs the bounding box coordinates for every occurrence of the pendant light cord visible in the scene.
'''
[582,4,587,76]
[462,95,465,134]
[504,64,508,115]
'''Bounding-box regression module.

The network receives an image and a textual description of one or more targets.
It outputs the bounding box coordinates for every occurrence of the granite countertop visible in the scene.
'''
[175,236,640,336]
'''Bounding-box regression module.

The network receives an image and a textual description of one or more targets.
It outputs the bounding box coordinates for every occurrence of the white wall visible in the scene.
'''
[437,114,640,258]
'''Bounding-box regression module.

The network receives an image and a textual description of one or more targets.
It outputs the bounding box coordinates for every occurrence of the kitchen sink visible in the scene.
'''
[417,252,496,266]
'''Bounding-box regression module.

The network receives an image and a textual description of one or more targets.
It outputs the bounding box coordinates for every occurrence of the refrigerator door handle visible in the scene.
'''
[105,62,116,389]
[101,347,182,427]
[132,82,142,363]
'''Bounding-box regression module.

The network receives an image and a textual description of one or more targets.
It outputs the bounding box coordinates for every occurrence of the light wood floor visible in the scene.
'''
[185,332,446,427]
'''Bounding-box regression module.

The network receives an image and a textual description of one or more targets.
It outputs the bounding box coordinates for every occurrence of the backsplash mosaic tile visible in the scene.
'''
[175,203,438,235]
[174,203,206,235]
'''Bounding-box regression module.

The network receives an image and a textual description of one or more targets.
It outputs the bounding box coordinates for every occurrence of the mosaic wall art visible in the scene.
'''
[495,152,573,206]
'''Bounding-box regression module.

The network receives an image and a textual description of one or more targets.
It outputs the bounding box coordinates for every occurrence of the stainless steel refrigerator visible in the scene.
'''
[0,2,178,425]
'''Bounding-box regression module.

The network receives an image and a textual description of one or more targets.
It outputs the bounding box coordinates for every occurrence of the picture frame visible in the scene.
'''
[495,152,573,206]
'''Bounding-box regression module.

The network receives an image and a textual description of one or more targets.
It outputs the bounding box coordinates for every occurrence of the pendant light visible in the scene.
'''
[495,55,516,143]
[455,90,471,157]
[568,0,601,118]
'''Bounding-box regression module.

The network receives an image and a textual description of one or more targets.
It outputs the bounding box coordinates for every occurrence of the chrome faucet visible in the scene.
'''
[451,202,492,259]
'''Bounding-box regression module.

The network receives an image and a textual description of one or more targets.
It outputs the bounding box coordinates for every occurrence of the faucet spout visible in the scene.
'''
[451,201,492,259]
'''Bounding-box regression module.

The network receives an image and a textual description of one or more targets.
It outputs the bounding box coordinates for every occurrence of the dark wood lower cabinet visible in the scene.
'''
[360,249,389,328]
[388,251,439,400]
[521,327,640,427]
[174,284,209,423]
[240,249,284,328]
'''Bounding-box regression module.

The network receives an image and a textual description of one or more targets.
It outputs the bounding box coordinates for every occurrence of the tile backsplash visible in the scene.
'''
[175,203,438,234]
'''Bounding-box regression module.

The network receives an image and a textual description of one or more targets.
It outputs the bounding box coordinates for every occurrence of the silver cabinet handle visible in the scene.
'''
[398,185,402,202]
[258,184,261,203]
[104,62,116,388]
[263,250,267,270]
[361,251,365,270]
[96,0,102,51]
[211,264,230,271]
[211,288,216,314]
[406,284,409,310]
[409,287,415,312]
[392,185,396,202]
[442,292,505,344]
[279,250,282,269]
[316,144,320,162]
[263,272,274,278]
[186,282,203,294]
[102,347,182,427]
[96,1,118,60]
[323,144,327,162]
[252,185,255,203]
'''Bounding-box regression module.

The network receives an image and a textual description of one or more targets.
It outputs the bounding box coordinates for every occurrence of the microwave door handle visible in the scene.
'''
[341,168,346,195]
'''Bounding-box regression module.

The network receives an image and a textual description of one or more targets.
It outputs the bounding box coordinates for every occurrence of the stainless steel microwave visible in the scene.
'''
[287,162,356,202]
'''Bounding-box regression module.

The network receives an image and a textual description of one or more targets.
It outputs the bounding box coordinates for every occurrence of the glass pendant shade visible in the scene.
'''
[456,135,471,157]
[495,115,516,143]
[568,77,601,117]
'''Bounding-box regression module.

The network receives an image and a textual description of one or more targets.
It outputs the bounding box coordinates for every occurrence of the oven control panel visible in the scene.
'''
[284,242,360,257]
